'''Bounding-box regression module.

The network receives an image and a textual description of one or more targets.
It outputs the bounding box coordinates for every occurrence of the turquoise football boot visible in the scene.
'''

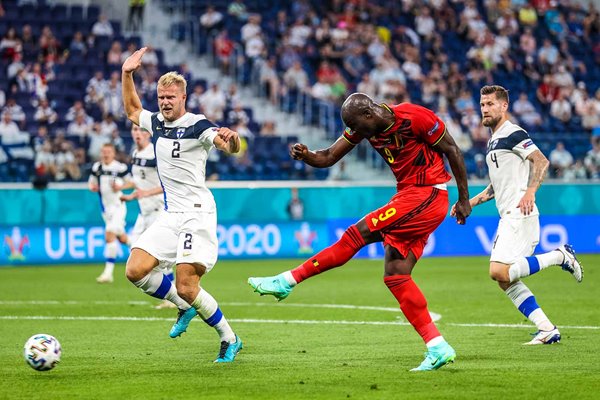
[410,341,456,371]
[169,307,197,338]
[248,274,293,301]
[214,335,243,363]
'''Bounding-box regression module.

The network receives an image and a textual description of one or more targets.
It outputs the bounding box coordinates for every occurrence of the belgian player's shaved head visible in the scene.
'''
[340,92,395,138]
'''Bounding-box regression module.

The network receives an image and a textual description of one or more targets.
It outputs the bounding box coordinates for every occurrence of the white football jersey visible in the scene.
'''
[139,109,218,212]
[131,143,164,215]
[89,160,130,211]
[486,120,539,218]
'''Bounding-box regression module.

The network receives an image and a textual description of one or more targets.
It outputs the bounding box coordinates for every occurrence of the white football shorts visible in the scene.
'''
[129,211,161,246]
[102,204,127,235]
[133,211,218,271]
[490,215,540,264]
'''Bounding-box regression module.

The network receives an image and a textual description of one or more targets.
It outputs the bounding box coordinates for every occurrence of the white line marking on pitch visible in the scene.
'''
[0,315,598,330]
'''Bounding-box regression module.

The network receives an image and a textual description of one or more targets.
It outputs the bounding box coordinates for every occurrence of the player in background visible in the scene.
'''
[88,143,130,283]
[119,125,176,309]
[452,85,583,345]
[122,47,243,363]
[249,93,472,371]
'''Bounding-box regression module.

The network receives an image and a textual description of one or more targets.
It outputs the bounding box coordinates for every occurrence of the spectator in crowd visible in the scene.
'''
[0,112,20,142]
[34,140,56,180]
[259,120,277,136]
[200,82,227,122]
[549,141,574,177]
[99,114,118,137]
[537,74,560,111]
[584,138,600,179]
[563,159,588,181]
[226,83,241,111]
[91,14,114,37]
[512,92,542,128]
[65,100,89,122]
[228,0,248,22]
[283,61,309,93]
[54,141,81,181]
[127,0,146,32]
[2,98,25,129]
[214,30,234,74]
[67,113,92,137]
[259,56,281,105]
[200,5,224,34]
[0,88,5,109]
[286,187,304,220]
[549,91,572,123]
[69,31,87,55]
[31,125,49,152]
[187,83,205,112]
[106,41,123,65]
[227,102,250,125]
[87,122,111,162]
[34,98,58,126]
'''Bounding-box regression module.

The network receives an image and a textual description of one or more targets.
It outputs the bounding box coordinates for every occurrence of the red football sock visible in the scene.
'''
[384,274,441,344]
[291,225,366,283]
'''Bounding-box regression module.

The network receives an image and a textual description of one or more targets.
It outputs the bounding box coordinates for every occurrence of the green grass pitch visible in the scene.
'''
[1,255,598,400]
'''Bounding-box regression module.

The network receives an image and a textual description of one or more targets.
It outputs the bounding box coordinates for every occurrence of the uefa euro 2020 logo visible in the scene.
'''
[3,227,30,261]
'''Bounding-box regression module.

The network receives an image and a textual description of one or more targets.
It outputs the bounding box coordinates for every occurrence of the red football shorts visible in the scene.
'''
[365,185,448,260]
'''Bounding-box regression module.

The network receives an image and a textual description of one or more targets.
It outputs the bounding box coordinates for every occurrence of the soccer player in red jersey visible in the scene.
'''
[249,93,472,371]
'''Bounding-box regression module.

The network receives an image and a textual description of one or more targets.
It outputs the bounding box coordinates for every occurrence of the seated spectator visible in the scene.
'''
[69,31,87,55]
[214,30,234,74]
[0,88,5,109]
[0,112,21,143]
[227,102,250,125]
[259,56,281,105]
[356,73,377,99]
[99,114,118,137]
[226,84,242,111]
[21,24,38,61]
[31,125,49,152]
[0,27,20,61]
[87,71,107,95]
[283,61,309,93]
[87,122,111,162]
[518,3,538,27]
[2,98,25,129]
[187,84,205,112]
[91,14,114,37]
[549,91,572,123]
[537,74,559,111]
[311,76,333,102]
[584,138,600,179]
[103,72,124,119]
[34,140,56,180]
[67,113,93,137]
[200,5,224,34]
[34,98,58,126]
[54,141,81,181]
[200,83,226,122]
[66,100,90,122]
[512,93,542,128]
[471,153,488,180]
[259,121,277,136]
[106,41,123,65]
[549,141,574,177]
[563,160,588,181]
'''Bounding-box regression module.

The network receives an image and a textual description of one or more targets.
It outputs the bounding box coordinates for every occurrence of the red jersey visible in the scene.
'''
[343,103,451,188]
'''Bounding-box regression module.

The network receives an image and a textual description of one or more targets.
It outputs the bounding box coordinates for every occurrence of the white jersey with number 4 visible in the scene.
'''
[138,110,218,213]
[131,143,163,215]
[486,120,539,218]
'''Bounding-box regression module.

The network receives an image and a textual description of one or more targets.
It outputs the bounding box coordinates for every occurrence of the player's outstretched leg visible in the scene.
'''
[506,244,583,283]
[190,288,242,362]
[248,225,367,300]
[384,274,456,371]
[504,281,561,345]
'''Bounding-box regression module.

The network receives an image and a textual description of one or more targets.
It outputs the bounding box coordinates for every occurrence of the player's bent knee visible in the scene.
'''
[489,263,509,282]
[126,248,157,282]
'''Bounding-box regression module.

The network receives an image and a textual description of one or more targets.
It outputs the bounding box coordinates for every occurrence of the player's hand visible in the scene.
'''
[122,47,147,73]
[136,189,152,199]
[290,143,309,160]
[452,198,472,225]
[517,192,535,215]
[89,183,98,192]
[216,127,238,143]
[120,192,138,202]
[111,181,122,192]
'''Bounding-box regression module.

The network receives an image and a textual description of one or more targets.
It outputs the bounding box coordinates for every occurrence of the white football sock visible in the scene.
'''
[508,250,565,282]
[505,281,554,331]
[103,241,119,276]
[192,289,235,343]
[133,270,190,309]
[283,270,297,286]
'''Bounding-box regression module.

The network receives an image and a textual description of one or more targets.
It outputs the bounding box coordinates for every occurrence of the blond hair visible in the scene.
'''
[158,71,187,93]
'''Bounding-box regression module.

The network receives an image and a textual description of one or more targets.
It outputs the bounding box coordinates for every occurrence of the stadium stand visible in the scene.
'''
[0,0,599,182]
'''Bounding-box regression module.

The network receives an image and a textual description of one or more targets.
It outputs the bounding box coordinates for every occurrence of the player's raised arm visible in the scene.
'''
[213,127,241,154]
[518,149,550,215]
[434,132,471,224]
[121,47,147,126]
[290,136,354,168]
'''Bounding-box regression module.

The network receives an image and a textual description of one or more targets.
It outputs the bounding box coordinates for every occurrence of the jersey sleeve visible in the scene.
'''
[192,116,218,148]
[88,162,99,185]
[342,127,362,145]
[510,130,539,160]
[402,104,447,146]
[138,109,153,133]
